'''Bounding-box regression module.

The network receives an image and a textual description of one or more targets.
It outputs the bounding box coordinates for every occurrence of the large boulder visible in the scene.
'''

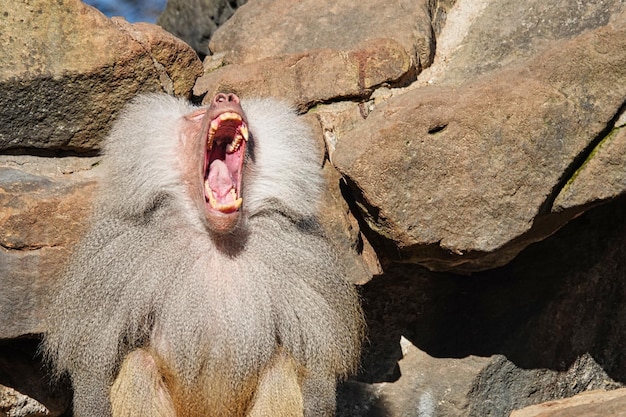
[194,38,412,111]
[332,7,626,272]
[0,157,100,338]
[0,0,202,153]
[331,14,626,271]
[209,0,435,69]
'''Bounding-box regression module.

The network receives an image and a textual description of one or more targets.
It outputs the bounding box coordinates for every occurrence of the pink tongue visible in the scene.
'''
[208,160,234,197]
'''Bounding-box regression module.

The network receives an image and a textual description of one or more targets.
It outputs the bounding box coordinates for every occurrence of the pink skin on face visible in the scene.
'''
[180,93,249,234]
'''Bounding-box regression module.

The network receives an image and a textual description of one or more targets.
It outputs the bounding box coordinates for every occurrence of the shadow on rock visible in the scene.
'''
[342,195,626,416]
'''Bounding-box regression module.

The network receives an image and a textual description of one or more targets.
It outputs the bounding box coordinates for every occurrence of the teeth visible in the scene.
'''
[204,180,212,200]
[239,124,249,141]
[218,112,242,122]
[226,133,243,153]
[207,119,219,147]
[207,114,247,150]
[204,182,242,211]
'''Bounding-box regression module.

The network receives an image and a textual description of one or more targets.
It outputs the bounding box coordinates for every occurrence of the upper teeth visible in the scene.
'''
[207,112,249,153]
[239,125,249,141]
[227,133,244,153]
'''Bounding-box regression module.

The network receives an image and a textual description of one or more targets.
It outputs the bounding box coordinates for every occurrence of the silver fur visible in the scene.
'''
[44,94,363,417]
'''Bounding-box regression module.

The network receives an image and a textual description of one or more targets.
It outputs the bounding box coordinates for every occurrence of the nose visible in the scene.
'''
[213,93,240,105]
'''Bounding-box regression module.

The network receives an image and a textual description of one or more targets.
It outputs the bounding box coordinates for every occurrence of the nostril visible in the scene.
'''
[213,93,240,105]
[214,93,228,104]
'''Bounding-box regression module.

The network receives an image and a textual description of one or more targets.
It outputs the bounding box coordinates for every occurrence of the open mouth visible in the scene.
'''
[204,111,249,214]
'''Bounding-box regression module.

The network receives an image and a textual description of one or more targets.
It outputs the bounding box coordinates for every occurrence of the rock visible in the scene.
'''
[346,196,626,416]
[0,0,201,153]
[0,385,48,417]
[469,354,618,417]
[510,388,626,417]
[209,0,436,71]
[553,116,626,211]
[318,151,382,284]
[0,339,71,417]
[158,0,247,57]
[194,38,412,111]
[0,157,100,338]
[333,11,626,272]
[421,0,626,86]
[351,345,615,417]
[369,338,491,417]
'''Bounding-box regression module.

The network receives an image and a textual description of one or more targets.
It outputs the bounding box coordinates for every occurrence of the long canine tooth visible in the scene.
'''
[207,119,219,146]
[239,124,249,141]
[205,181,215,204]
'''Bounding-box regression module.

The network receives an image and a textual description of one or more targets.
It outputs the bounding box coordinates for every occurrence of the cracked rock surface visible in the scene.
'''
[333,12,626,271]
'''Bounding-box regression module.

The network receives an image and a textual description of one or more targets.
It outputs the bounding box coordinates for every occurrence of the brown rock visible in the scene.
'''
[304,112,378,284]
[423,0,626,86]
[319,160,378,285]
[194,38,412,111]
[0,0,202,152]
[553,121,626,212]
[421,0,626,243]
[0,157,100,338]
[209,0,434,70]
[510,388,626,417]
[347,198,626,416]
[371,338,491,417]
[333,13,626,272]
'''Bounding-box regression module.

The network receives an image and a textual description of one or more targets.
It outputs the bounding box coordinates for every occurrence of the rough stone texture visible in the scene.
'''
[333,12,626,272]
[553,114,626,211]
[194,38,412,111]
[319,157,382,284]
[427,0,626,86]
[0,157,100,338]
[304,110,383,282]
[0,385,48,417]
[361,338,491,417]
[0,0,201,153]
[510,388,626,417]
[158,0,247,57]
[0,339,70,417]
[339,196,626,416]
[209,0,435,70]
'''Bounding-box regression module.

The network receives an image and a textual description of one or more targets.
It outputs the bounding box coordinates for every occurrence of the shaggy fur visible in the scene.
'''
[44,95,364,417]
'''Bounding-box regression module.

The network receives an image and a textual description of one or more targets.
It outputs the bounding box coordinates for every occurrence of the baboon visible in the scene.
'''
[44,93,364,417]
